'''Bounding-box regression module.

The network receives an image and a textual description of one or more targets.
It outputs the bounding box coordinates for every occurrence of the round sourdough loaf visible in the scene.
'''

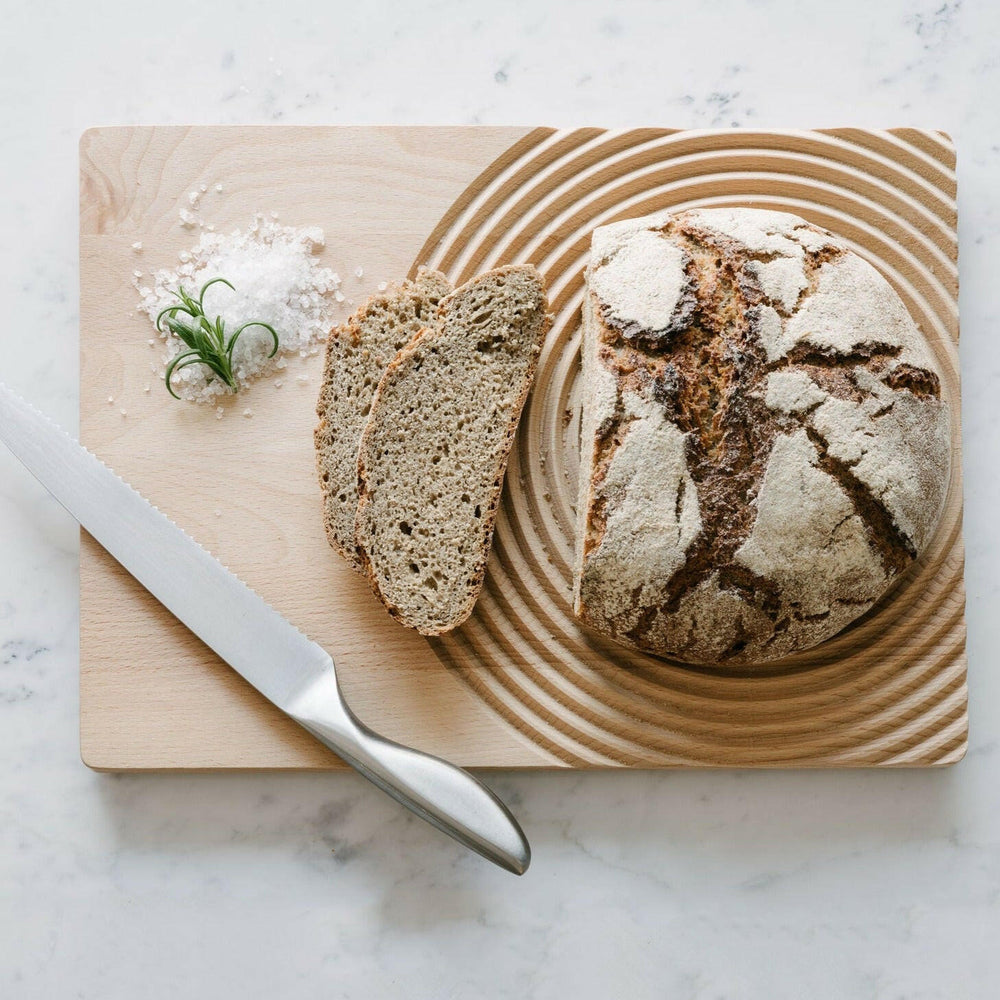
[573,207,951,665]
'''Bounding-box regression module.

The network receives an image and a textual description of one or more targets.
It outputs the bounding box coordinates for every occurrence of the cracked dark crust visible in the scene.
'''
[577,213,945,664]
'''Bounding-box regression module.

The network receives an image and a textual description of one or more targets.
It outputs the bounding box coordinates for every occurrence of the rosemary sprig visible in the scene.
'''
[157,277,279,399]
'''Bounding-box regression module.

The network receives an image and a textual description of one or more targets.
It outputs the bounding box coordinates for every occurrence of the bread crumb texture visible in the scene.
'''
[315,268,451,570]
[574,208,951,665]
[356,265,551,635]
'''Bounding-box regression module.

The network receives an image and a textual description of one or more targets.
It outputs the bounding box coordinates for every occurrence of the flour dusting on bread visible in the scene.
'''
[574,207,951,665]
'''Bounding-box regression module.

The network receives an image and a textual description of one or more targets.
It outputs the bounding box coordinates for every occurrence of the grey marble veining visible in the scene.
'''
[2,0,999,996]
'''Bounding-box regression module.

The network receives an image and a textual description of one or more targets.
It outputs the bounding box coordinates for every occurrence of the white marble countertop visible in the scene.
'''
[2,1,998,996]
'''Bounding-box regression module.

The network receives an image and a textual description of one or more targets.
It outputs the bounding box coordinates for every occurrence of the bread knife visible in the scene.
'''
[0,381,530,875]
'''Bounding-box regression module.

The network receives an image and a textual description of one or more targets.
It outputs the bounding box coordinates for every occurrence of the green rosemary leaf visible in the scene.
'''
[156,304,192,334]
[211,317,228,351]
[227,321,279,358]
[165,315,201,350]
[198,277,235,309]
[161,277,278,400]
[164,351,203,400]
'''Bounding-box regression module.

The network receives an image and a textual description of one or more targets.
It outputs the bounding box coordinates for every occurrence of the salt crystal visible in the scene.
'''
[147,339,154,346]
[334,290,345,303]
[296,375,310,384]
[132,241,143,251]
[270,211,279,219]
[354,266,363,278]
[120,409,127,417]
[179,209,198,228]
[200,184,207,193]
[215,510,222,517]
[134,214,339,402]
[331,272,341,285]
[377,281,388,292]
[107,396,114,404]
[243,408,253,418]
[188,191,200,205]
[133,270,143,278]
[275,380,283,388]
[215,183,223,193]
[178,251,191,263]
[144,385,150,393]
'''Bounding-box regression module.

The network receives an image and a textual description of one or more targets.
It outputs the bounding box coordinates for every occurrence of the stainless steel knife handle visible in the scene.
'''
[286,672,531,875]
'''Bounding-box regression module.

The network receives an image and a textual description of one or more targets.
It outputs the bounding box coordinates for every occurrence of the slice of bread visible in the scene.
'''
[356,265,551,634]
[315,269,451,570]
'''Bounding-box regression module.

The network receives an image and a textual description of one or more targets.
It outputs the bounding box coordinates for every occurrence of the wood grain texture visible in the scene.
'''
[79,126,966,770]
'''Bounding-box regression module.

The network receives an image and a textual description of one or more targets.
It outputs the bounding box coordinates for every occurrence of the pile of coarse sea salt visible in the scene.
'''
[134,215,344,404]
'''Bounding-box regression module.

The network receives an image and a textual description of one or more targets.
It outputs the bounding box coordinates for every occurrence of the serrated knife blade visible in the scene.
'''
[0,381,529,875]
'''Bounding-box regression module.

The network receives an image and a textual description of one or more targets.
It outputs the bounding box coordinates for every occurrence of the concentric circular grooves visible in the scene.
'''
[413,129,966,768]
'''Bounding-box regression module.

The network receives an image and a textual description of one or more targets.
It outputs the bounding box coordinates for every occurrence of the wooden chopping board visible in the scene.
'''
[79,126,967,770]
